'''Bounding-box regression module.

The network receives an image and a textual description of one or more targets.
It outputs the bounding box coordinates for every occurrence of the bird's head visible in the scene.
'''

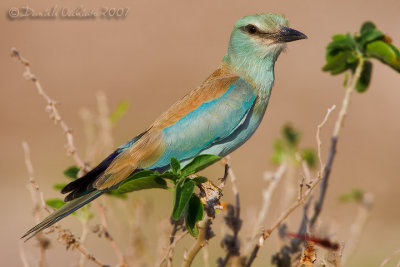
[224,13,307,80]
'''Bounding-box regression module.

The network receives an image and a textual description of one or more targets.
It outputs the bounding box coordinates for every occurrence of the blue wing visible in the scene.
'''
[147,78,257,169]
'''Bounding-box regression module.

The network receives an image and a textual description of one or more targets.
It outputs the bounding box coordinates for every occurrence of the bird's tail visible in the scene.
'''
[21,190,103,241]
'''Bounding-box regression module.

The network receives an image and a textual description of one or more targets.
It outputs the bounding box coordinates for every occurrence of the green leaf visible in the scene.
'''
[172,178,195,220]
[117,176,168,194]
[301,148,317,168]
[323,51,354,75]
[160,170,180,181]
[185,194,204,237]
[282,124,300,146]
[324,34,358,75]
[106,190,128,199]
[360,22,376,34]
[357,22,384,48]
[53,183,67,191]
[359,30,384,47]
[46,198,66,209]
[192,176,208,185]
[110,100,130,125]
[170,157,181,174]
[63,166,80,179]
[355,60,373,93]
[326,34,356,56]
[366,41,400,72]
[181,155,221,177]
[338,188,364,203]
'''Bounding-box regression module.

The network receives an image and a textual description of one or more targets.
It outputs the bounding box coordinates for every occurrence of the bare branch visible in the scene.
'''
[316,105,337,172]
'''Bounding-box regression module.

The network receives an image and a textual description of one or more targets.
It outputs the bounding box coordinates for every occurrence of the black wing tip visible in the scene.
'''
[60,184,72,194]
[64,192,74,202]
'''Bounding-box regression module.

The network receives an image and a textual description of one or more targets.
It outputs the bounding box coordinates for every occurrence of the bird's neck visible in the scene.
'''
[223,53,277,100]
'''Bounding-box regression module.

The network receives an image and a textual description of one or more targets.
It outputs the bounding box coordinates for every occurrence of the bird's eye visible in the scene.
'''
[245,24,258,34]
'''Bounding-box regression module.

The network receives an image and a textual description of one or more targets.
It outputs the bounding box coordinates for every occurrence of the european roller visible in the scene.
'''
[23,13,306,240]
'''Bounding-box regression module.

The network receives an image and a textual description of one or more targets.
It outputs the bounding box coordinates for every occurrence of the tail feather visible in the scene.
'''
[22,133,148,241]
[22,190,103,241]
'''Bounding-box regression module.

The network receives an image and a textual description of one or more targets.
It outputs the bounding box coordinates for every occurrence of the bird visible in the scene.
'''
[22,13,307,240]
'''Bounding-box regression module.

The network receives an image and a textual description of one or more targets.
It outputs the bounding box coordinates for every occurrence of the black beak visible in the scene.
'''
[274,27,307,43]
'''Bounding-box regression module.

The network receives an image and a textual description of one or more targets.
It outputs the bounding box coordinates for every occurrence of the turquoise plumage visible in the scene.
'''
[22,13,306,240]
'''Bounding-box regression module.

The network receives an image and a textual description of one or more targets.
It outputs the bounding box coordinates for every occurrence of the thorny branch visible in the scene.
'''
[244,105,336,267]
[11,47,89,173]
[56,226,108,267]
[14,49,115,267]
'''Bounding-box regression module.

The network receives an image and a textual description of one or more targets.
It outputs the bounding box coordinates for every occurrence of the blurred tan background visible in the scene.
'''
[1,0,400,266]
